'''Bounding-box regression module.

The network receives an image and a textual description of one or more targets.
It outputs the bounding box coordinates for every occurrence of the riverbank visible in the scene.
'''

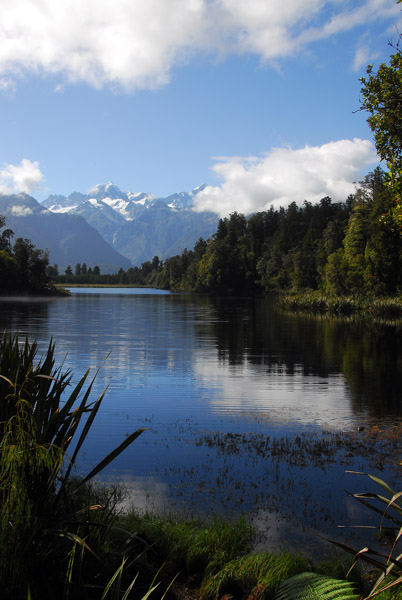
[56,283,149,288]
[0,285,70,297]
[278,291,402,319]
[57,285,402,320]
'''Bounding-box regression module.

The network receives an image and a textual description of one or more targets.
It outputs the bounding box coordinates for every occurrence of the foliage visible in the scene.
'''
[0,214,58,294]
[273,572,358,600]
[56,170,402,299]
[359,16,402,229]
[278,292,402,318]
[200,551,309,600]
[0,334,145,599]
[323,472,402,599]
[118,510,253,582]
[360,52,402,171]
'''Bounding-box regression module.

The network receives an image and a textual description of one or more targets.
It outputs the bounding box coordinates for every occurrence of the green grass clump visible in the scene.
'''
[200,551,309,599]
[278,292,402,319]
[118,510,253,581]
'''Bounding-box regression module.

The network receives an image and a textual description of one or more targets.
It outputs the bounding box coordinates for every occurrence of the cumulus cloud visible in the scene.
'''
[0,0,399,91]
[0,159,44,195]
[193,138,377,217]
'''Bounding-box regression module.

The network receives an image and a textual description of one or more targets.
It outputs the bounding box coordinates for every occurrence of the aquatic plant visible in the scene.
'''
[278,292,402,319]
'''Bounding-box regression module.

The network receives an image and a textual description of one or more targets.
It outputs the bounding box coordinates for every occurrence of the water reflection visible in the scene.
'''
[1,291,401,552]
[200,297,402,420]
[0,296,51,334]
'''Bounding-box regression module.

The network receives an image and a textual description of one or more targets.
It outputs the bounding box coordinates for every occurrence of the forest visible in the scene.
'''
[0,215,58,295]
[56,168,402,297]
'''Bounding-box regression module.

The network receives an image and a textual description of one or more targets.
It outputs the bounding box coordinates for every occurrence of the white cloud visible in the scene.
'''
[298,0,400,45]
[352,45,379,72]
[0,77,16,94]
[0,159,44,195]
[0,0,399,91]
[193,138,377,217]
[10,205,33,216]
[193,352,352,430]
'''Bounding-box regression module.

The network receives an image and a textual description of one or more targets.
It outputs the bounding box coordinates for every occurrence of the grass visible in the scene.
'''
[116,510,366,600]
[117,511,253,582]
[200,551,310,599]
[278,291,402,318]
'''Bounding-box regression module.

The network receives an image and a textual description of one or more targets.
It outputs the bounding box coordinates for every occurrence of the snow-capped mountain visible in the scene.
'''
[42,182,203,217]
[0,193,132,273]
[40,183,218,266]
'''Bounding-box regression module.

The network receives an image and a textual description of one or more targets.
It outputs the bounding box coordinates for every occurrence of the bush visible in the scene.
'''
[0,334,144,599]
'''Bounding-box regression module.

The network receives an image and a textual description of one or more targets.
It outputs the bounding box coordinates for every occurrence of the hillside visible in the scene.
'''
[42,183,219,266]
[0,193,132,273]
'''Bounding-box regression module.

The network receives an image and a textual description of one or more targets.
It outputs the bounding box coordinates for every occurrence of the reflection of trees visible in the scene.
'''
[197,296,402,419]
[340,321,402,418]
[0,298,50,334]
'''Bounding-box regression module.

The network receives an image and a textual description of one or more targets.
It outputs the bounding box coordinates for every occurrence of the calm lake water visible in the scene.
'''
[1,288,402,556]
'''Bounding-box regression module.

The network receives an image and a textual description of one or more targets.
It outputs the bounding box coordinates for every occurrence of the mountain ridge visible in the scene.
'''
[1,183,219,272]
[0,192,132,273]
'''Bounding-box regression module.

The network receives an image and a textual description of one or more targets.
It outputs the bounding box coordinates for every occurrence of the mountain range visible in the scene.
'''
[0,183,219,273]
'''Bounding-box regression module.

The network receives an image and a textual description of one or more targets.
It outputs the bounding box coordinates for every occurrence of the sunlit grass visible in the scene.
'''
[278,292,402,318]
[200,551,310,599]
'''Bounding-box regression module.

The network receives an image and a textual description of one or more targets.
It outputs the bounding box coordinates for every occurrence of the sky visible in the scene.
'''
[0,0,401,217]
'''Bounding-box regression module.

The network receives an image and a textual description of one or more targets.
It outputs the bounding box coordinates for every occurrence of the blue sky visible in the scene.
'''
[0,0,401,216]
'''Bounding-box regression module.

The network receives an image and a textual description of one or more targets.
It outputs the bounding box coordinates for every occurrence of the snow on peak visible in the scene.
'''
[88,182,128,201]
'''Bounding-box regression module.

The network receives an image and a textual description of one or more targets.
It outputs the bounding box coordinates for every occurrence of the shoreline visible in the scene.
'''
[277,291,402,319]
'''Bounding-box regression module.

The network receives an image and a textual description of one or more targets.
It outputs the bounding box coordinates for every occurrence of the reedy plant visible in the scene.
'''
[0,334,145,599]
[322,472,402,599]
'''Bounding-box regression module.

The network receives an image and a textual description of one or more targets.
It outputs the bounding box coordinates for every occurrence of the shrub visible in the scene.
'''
[0,334,144,599]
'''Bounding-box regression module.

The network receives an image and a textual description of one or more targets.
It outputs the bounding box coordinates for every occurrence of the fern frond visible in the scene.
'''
[274,572,359,600]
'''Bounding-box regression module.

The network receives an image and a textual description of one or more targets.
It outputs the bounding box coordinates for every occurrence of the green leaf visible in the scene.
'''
[368,474,396,498]
[274,573,359,600]
[76,428,146,489]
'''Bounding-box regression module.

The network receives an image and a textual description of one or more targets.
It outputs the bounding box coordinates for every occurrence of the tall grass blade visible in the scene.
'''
[100,559,125,600]
[77,428,146,489]
[368,474,397,499]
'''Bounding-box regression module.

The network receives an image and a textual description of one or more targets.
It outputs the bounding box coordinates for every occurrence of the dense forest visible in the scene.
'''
[0,215,58,295]
[55,168,402,297]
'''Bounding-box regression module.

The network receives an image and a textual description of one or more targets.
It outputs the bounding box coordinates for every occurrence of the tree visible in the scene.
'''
[12,237,50,292]
[360,53,402,170]
[359,5,402,228]
[47,264,59,280]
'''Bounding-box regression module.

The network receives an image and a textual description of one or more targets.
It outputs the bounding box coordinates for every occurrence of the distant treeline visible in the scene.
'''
[0,215,58,295]
[53,168,402,296]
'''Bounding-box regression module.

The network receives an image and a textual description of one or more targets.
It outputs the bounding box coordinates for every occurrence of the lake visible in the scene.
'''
[1,288,402,557]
